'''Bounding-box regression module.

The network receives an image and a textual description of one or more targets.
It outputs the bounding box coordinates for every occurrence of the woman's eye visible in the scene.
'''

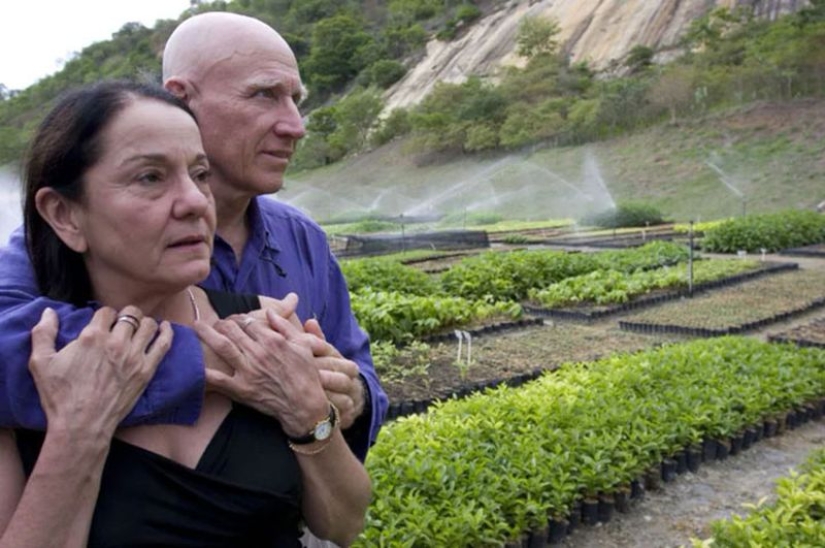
[192,168,211,183]
[137,171,162,184]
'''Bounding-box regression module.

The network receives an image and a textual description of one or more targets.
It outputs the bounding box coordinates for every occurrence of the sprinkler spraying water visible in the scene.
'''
[706,156,747,217]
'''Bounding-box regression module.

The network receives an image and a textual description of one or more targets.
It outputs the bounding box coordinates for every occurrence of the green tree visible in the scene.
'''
[370,108,412,147]
[330,87,384,152]
[369,59,408,88]
[516,16,560,59]
[305,15,375,93]
[626,45,654,74]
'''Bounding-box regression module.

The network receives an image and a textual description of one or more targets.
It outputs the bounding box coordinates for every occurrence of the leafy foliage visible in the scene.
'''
[701,210,825,253]
[439,241,688,302]
[695,446,825,546]
[516,16,560,59]
[580,202,667,229]
[350,288,519,344]
[341,257,437,295]
[357,338,825,545]
[528,259,759,308]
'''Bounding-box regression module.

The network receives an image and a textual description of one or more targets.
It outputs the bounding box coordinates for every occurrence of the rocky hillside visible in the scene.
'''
[384,0,808,113]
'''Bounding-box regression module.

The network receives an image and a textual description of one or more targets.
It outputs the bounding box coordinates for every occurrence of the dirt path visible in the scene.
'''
[559,421,825,547]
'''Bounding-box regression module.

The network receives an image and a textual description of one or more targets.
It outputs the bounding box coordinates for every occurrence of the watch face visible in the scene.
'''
[315,421,333,441]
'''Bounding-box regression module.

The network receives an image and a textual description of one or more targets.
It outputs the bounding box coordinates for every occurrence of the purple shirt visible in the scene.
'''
[0,196,386,461]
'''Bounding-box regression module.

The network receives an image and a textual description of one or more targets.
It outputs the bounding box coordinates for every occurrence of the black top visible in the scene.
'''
[15,290,303,547]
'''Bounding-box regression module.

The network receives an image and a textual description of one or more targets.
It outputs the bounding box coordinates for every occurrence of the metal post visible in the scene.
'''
[688,220,695,296]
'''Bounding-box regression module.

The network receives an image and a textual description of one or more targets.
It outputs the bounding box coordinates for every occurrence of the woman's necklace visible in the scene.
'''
[186,287,201,322]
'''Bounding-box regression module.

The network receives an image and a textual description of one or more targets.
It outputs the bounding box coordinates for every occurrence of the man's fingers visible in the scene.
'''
[30,307,59,362]
[195,321,245,366]
[315,356,358,377]
[259,294,302,329]
[204,367,242,398]
[303,318,326,341]
[263,308,303,339]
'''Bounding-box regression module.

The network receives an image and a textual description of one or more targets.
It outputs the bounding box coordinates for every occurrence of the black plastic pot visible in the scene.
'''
[752,423,764,442]
[716,438,731,461]
[742,427,756,450]
[630,478,645,500]
[702,438,718,462]
[644,466,662,491]
[567,501,581,533]
[763,419,778,438]
[581,498,599,526]
[614,486,631,513]
[547,517,568,545]
[661,458,678,482]
[730,433,744,456]
[686,446,702,473]
[597,495,614,523]
[776,414,788,435]
[674,450,688,474]
[527,526,548,548]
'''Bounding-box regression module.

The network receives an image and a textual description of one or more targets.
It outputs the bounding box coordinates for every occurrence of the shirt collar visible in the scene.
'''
[247,197,280,255]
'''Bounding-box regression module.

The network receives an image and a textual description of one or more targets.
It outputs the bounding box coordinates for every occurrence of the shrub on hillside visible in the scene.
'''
[369,59,408,89]
[701,209,825,253]
[580,202,666,228]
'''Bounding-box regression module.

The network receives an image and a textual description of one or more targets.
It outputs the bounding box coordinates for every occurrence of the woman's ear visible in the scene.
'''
[34,188,88,253]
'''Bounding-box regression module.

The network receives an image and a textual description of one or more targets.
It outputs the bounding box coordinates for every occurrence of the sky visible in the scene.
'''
[1,0,193,90]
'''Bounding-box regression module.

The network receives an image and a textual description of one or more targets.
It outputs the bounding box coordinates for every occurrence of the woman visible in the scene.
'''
[0,81,370,547]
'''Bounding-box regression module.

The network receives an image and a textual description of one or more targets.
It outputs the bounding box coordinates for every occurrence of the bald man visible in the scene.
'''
[0,12,387,463]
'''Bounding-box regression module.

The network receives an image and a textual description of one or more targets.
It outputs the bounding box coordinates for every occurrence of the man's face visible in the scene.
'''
[189,40,306,201]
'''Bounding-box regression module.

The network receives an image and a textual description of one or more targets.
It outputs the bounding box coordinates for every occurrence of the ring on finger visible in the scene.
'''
[115,314,141,333]
[240,316,256,329]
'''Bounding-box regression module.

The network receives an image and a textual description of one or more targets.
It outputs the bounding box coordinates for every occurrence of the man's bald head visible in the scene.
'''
[162,12,295,84]
[160,11,306,203]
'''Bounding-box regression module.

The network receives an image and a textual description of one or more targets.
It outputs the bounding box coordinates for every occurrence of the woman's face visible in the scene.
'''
[71,98,216,298]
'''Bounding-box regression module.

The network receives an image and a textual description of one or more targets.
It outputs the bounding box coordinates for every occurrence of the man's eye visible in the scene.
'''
[253,89,276,99]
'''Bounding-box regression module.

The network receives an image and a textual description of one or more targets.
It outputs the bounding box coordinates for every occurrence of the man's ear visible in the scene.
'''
[165,77,190,102]
[34,188,88,253]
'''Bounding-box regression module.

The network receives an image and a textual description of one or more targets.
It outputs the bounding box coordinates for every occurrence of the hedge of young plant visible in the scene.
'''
[341,257,439,295]
[343,241,689,343]
[701,209,825,253]
[439,241,689,302]
[578,202,666,229]
[355,338,825,547]
[692,448,825,547]
[350,288,521,344]
[527,258,759,307]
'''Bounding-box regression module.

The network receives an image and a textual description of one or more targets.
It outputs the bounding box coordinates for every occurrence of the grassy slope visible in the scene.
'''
[283,99,825,224]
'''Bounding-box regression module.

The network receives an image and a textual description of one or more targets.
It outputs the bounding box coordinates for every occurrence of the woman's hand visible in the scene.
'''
[29,306,172,438]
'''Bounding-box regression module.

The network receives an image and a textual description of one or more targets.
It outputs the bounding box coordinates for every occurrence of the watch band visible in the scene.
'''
[287,402,339,445]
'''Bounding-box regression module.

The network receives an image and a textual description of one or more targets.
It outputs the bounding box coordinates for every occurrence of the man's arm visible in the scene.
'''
[0,227,205,429]
[320,256,388,462]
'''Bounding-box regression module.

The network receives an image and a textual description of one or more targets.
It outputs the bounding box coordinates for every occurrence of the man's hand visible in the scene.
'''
[303,318,365,429]
[198,293,300,377]
[194,309,329,438]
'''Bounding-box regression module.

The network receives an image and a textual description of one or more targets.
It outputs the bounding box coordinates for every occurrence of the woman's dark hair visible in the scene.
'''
[24,80,197,305]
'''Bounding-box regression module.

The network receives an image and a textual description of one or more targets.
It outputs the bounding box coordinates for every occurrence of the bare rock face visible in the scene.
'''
[382,0,807,114]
